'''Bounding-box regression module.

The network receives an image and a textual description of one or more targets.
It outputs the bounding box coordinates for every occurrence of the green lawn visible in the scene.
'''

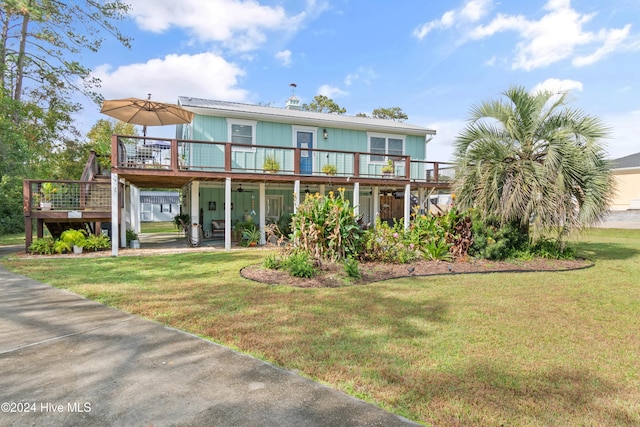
[1,228,639,426]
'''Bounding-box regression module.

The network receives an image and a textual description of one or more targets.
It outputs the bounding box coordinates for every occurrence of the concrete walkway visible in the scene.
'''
[0,256,418,426]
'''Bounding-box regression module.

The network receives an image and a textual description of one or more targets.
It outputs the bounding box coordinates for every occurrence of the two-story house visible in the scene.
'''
[23,95,452,255]
[111,95,454,255]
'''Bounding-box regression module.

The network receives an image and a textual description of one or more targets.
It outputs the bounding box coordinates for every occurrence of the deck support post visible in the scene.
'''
[224,177,231,251]
[111,172,119,256]
[353,182,360,217]
[372,187,380,229]
[293,180,300,213]
[404,183,411,231]
[259,182,266,245]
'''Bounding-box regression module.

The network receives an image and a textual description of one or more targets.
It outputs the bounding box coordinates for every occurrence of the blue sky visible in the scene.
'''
[80,0,640,161]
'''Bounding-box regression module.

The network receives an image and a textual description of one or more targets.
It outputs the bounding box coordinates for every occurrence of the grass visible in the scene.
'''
[140,221,180,233]
[1,228,639,426]
[0,232,26,246]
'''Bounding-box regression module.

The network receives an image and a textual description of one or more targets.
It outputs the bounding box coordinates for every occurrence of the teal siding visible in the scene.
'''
[186,115,426,176]
[257,122,291,147]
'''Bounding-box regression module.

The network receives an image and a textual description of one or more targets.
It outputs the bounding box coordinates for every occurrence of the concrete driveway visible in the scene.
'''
[0,251,418,427]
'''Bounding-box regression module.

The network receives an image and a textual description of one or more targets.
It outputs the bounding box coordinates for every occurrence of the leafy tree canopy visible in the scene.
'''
[356,107,408,121]
[453,85,613,241]
[302,95,346,114]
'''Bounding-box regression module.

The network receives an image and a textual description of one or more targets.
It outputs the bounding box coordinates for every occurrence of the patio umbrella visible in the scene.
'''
[100,96,194,136]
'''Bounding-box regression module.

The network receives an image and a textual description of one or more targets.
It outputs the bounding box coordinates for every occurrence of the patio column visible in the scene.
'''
[294,180,300,213]
[353,182,360,217]
[404,183,411,230]
[319,184,326,196]
[130,185,140,234]
[190,181,199,226]
[224,177,231,251]
[259,182,266,245]
[111,172,119,256]
[372,186,380,230]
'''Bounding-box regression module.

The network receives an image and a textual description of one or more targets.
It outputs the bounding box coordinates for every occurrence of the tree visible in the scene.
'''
[356,107,408,121]
[453,86,613,240]
[302,95,346,114]
[1,0,131,105]
[372,107,408,121]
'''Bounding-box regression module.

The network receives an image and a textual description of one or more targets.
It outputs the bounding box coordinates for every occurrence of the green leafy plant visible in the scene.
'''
[263,253,281,269]
[381,159,394,174]
[421,238,452,261]
[173,213,190,231]
[321,163,337,176]
[263,155,280,173]
[53,240,71,254]
[60,229,87,248]
[126,228,139,246]
[290,187,363,262]
[241,227,261,246]
[281,250,316,278]
[84,234,111,251]
[29,237,55,255]
[344,257,361,278]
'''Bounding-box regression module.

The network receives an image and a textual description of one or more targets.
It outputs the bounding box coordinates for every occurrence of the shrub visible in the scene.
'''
[529,238,576,260]
[84,234,111,251]
[29,237,55,255]
[263,253,280,269]
[469,215,529,260]
[60,229,87,248]
[53,240,71,254]
[290,188,363,262]
[281,250,316,278]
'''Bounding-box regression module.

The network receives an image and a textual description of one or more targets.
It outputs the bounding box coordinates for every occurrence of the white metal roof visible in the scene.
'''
[177,97,436,137]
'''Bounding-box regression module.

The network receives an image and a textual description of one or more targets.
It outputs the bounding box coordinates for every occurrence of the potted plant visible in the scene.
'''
[381,159,395,176]
[322,163,337,176]
[126,228,140,249]
[60,229,87,254]
[263,155,280,173]
[241,226,261,247]
[40,182,57,209]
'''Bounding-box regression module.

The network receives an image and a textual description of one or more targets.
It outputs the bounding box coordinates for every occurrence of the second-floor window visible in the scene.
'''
[368,134,404,162]
[227,119,256,150]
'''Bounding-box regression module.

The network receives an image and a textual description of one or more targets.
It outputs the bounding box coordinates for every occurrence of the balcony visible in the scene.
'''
[112,135,454,189]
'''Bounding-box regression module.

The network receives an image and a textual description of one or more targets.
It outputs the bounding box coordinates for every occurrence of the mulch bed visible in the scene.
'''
[240,258,593,288]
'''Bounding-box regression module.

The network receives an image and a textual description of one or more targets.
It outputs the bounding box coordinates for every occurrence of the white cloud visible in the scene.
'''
[603,110,640,158]
[317,84,348,99]
[531,78,583,94]
[92,52,249,102]
[344,66,378,86]
[414,0,492,40]
[424,119,468,162]
[470,0,633,70]
[127,0,316,52]
[275,50,292,67]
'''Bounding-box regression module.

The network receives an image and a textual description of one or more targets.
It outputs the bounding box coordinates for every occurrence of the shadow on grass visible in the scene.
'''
[413,362,638,426]
[574,241,640,261]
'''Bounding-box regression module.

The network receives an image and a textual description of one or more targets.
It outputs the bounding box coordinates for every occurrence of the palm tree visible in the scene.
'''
[453,86,613,240]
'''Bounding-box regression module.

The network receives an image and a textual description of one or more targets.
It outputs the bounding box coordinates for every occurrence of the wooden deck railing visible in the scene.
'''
[111,135,454,184]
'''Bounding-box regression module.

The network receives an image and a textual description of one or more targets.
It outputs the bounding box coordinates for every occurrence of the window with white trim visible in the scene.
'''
[227,119,257,150]
[368,133,404,163]
[265,195,283,223]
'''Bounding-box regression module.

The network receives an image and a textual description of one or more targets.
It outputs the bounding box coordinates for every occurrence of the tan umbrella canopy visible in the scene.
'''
[100,95,194,136]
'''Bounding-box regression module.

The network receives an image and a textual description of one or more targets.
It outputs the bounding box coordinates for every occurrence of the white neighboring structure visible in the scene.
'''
[140,191,180,222]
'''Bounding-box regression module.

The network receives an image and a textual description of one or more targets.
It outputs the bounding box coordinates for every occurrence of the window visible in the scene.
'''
[227,119,257,150]
[161,204,172,213]
[367,133,405,163]
[265,195,283,223]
